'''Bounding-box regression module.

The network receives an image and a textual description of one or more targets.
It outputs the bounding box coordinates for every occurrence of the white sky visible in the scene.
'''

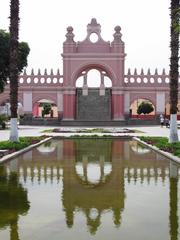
[0,0,170,74]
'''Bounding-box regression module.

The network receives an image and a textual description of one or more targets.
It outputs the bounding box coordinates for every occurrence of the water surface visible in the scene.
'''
[0,138,179,240]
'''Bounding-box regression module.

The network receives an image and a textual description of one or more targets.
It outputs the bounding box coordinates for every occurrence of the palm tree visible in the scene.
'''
[169,0,180,143]
[9,0,20,142]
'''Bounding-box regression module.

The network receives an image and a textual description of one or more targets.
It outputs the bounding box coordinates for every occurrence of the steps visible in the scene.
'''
[20,118,159,126]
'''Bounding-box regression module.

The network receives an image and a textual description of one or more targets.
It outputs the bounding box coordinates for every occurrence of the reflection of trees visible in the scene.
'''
[169,162,179,240]
[0,166,30,240]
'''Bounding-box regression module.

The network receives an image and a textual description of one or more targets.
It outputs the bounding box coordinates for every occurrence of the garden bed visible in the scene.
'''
[0,136,49,158]
[139,136,180,157]
[42,128,142,134]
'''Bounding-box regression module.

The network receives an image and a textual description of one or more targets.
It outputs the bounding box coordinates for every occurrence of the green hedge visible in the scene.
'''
[0,136,46,151]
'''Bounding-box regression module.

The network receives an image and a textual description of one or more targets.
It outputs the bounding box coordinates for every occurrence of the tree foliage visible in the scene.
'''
[137,101,154,115]
[42,103,52,117]
[0,30,30,93]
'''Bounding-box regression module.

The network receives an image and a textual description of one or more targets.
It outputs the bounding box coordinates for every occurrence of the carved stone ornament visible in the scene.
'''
[112,26,122,43]
[65,26,75,43]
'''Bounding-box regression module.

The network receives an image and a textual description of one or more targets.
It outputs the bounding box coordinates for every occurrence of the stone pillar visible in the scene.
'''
[57,91,63,119]
[124,91,130,118]
[82,74,88,96]
[156,92,165,115]
[23,91,33,116]
[112,90,124,120]
[63,90,76,120]
[99,73,105,96]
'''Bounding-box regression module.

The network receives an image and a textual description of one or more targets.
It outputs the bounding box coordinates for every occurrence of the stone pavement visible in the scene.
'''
[0,125,178,141]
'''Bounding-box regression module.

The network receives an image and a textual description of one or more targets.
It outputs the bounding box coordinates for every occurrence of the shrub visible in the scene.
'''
[137,102,154,115]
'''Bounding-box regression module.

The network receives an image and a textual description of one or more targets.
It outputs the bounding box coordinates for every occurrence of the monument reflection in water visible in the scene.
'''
[0,139,179,240]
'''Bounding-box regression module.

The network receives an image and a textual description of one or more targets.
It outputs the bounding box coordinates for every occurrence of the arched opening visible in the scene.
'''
[130,98,155,119]
[33,99,58,118]
[76,69,112,88]
[75,69,112,121]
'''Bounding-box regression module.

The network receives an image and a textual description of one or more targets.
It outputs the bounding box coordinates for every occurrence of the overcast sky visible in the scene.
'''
[0,0,170,74]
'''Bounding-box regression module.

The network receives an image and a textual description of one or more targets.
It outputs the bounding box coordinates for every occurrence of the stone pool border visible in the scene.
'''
[133,137,180,164]
[0,136,53,164]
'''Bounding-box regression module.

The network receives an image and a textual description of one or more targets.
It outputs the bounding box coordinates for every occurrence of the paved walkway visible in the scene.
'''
[0,125,178,141]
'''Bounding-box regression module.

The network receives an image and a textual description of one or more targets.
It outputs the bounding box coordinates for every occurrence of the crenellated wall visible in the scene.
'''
[18,68,63,87]
[0,68,178,120]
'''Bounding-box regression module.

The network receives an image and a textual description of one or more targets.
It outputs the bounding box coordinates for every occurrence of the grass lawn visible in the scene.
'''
[140,136,180,157]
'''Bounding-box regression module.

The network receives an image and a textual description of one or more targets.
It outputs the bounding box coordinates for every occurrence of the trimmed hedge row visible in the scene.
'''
[0,136,46,151]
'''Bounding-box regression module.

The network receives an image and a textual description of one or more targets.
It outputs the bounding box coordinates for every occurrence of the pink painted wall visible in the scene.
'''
[63,94,76,120]
[112,94,124,120]
[33,103,39,117]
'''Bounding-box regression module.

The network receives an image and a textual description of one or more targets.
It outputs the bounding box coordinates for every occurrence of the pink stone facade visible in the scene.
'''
[0,19,178,120]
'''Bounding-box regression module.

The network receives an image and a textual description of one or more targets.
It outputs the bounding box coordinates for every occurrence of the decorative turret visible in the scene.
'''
[57,69,60,75]
[31,68,34,76]
[111,26,124,53]
[38,68,41,75]
[147,68,151,75]
[63,26,76,53]
[140,68,144,75]
[76,18,111,53]
[134,68,137,75]
[112,26,123,43]
[162,68,166,75]
[44,68,47,75]
[87,18,101,36]
[65,26,75,43]
[127,68,131,75]
[23,69,27,75]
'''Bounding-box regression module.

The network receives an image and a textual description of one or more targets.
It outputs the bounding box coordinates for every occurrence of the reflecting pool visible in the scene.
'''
[0,138,180,240]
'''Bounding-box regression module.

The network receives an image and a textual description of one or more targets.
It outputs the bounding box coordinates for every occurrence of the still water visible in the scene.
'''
[0,138,179,240]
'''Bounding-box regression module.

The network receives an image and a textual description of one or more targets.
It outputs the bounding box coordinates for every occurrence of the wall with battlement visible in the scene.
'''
[0,68,174,90]
[0,68,178,120]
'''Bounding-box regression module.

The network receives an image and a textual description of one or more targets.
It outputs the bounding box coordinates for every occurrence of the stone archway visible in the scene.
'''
[62,18,126,121]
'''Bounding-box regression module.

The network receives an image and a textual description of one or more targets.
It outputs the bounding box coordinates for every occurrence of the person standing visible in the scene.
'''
[160,114,164,127]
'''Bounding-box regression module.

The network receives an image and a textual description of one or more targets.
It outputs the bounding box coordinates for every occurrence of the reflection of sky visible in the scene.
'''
[75,163,112,183]
[130,141,151,154]
[37,142,57,154]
